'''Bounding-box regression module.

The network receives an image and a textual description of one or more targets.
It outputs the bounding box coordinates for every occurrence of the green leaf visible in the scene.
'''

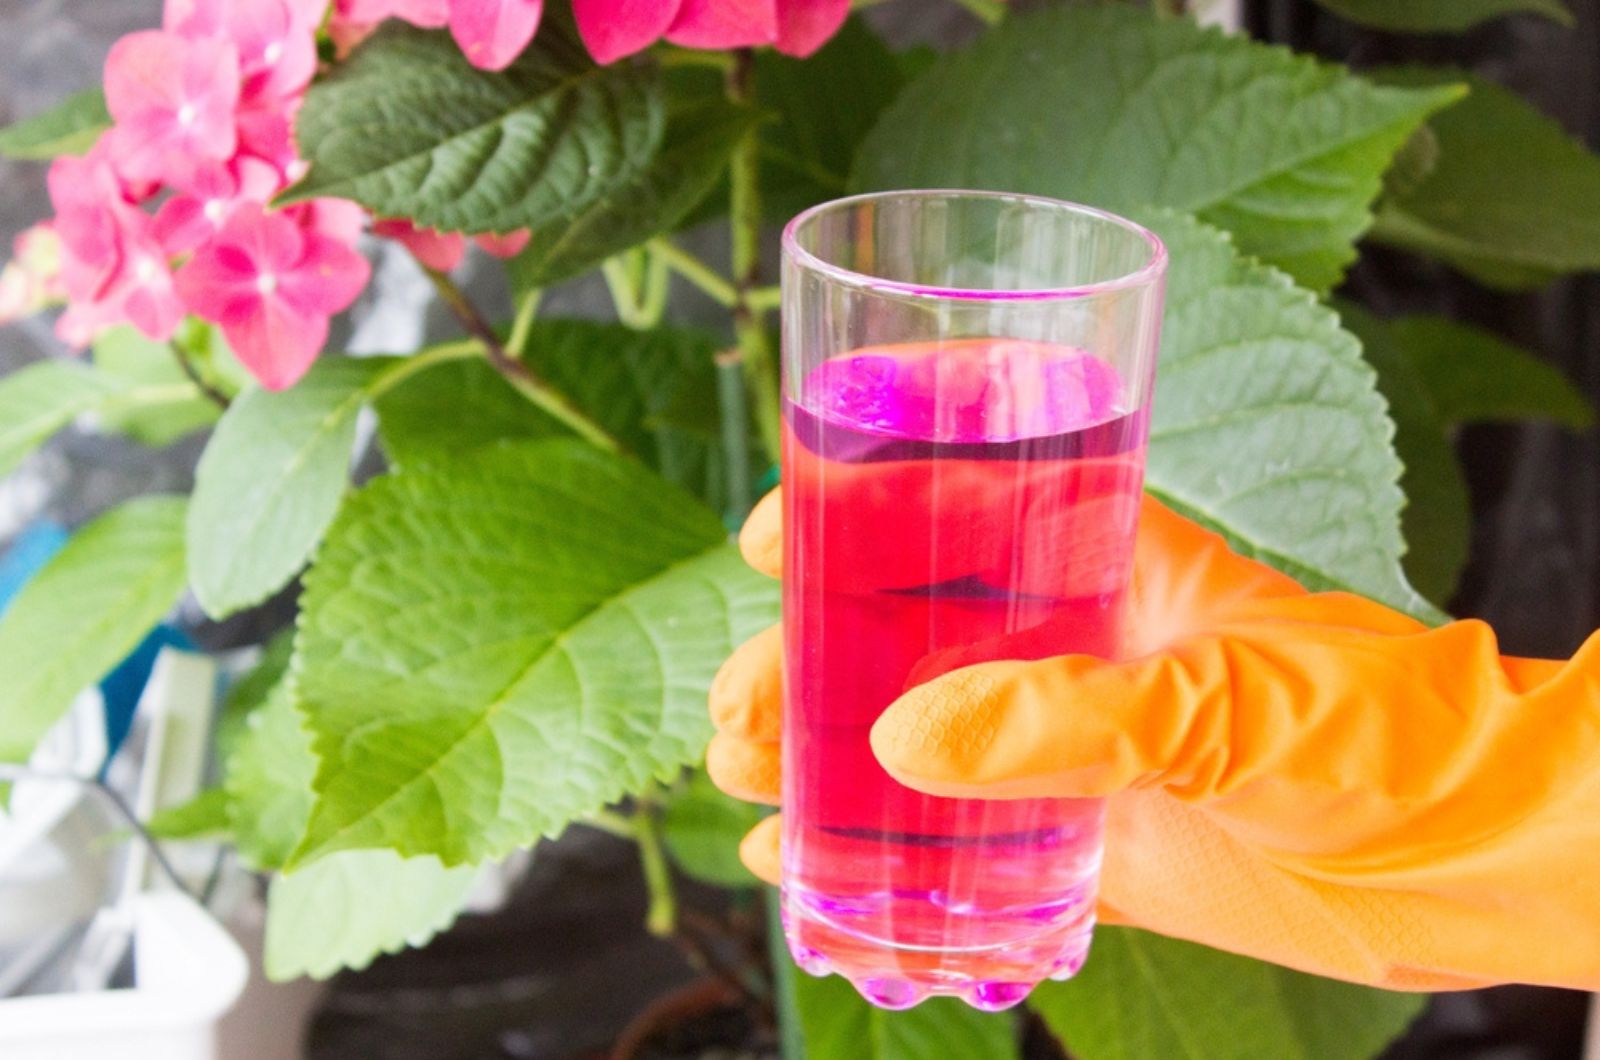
[0,361,126,478]
[1030,928,1424,1060]
[662,770,766,887]
[755,17,905,219]
[1385,316,1594,429]
[1143,213,1438,622]
[506,96,759,289]
[285,21,663,234]
[375,320,723,501]
[0,497,188,763]
[793,973,1019,1060]
[147,788,233,841]
[1337,304,1470,606]
[186,357,384,619]
[265,848,477,981]
[91,326,220,446]
[216,630,296,763]
[0,89,110,160]
[289,441,778,868]
[1371,71,1600,288]
[852,5,1461,290]
[1313,0,1572,32]
[225,679,318,870]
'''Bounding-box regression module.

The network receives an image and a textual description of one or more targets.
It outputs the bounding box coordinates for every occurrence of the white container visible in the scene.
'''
[0,891,248,1060]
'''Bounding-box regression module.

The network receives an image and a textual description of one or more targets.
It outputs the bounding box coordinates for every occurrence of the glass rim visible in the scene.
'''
[781,189,1168,303]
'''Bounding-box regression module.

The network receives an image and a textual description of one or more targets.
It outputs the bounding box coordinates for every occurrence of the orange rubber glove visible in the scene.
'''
[708,489,1600,992]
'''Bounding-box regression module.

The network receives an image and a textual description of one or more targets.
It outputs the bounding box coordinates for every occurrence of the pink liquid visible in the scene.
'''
[781,339,1148,1011]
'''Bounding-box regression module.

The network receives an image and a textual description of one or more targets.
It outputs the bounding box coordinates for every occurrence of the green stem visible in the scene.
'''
[506,288,542,359]
[421,263,623,453]
[952,0,1004,24]
[651,239,739,307]
[632,798,678,938]
[168,343,229,408]
[764,888,806,1059]
[747,286,782,314]
[583,808,634,839]
[727,50,783,466]
[367,337,481,400]
[716,349,753,525]
[655,43,736,72]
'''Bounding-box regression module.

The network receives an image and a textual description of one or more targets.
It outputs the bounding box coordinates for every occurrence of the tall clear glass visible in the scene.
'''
[779,191,1167,1011]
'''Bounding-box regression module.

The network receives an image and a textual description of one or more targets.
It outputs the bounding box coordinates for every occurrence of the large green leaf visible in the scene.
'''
[1143,213,1437,621]
[1372,71,1600,288]
[225,679,318,870]
[265,849,478,981]
[1030,928,1423,1060]
[186,357,385,619]
[853,5,1460,290]
[0,361,126,478]
[1385,316,1594,429]
[284,21,662,234]
[1313,0,1571,31]
[0,497,188,762]
[1338,304,1470,606]
[662,769,766,888]
[755,17,905,220]
[792,974,1019,1060]
[0,88,110,159]
[506,96,758,289]
[375,320,724,501]
[288,441,778,867]
[91,326,221,446]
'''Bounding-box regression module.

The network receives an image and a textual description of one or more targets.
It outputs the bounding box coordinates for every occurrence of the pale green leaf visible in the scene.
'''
[1371,71,1600,287]
[91,326,219,446]
[506,96,758,289]
[1314,0,1572,32]
[289,441,778,867]
[0,361,126,478]
[1030,928,1424,1060]
[216,630,295,763]
[1143,212,1438,622]
[1337,304,1470,606]
[284,21,662,234]
[1385,316,1594,429]
[0,89,110,159]
[853,5,1461,290]
[186,357,385,619]
[226,679,318,871]
[147,788,232,841]
[662,769,766,887]
[265,849,477,981]
[793,973,1019,1060]
[375,320,724,502]
[0,496,188,762]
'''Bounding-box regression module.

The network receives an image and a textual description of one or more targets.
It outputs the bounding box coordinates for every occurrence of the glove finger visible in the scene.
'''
[709,622,783,741]
[707,731,781,806]
[739,487,782,579]
[740,814,782,885]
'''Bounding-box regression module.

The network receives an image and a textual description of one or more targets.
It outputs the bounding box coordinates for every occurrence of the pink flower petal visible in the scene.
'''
[473,229,530,257]
[225,295,330,390]
[291,198,369,245]
[280,231,372,316]
[103,30,240,185]
[773,0,847,57]
[449,0,543,71]
[574,0,682,64]
[666,0,777,50]
[373,218,466,272]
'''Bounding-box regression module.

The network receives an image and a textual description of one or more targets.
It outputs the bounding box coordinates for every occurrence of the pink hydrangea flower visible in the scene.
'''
[153,157,284,254]
[474,229,530,258]
[168,0,321,104]
[373,219,532,270]
[449,0,543,71]
[175,204,371,389]
[575,0,848,64]
[102,30,241,187]
[0,224,66,325]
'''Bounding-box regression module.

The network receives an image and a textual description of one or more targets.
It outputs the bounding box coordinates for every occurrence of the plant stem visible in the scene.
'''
[583,808,635,839]
[506,288,542,358]
[747,286,782,314]
[727,50,783,466]
[366,337,481,400]
[631,797,678,938]
[421,264,623,453]
[953,0,1005,24]
[651,239,739,308]
[716,349,753,524]
[655,43,736,72]
[168,342,229,408]
[764,887,806,1060]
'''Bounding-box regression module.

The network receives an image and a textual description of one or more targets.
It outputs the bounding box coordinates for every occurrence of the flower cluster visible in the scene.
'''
[32,0,849,390]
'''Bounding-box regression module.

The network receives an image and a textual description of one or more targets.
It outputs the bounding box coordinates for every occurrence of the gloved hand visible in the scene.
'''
[708,488,1600,992]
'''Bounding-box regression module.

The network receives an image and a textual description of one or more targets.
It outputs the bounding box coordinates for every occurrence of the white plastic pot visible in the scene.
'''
[0,891,248,1060]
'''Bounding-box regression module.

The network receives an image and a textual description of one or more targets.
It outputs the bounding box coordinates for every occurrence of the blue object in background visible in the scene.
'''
[0,521,191,767]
